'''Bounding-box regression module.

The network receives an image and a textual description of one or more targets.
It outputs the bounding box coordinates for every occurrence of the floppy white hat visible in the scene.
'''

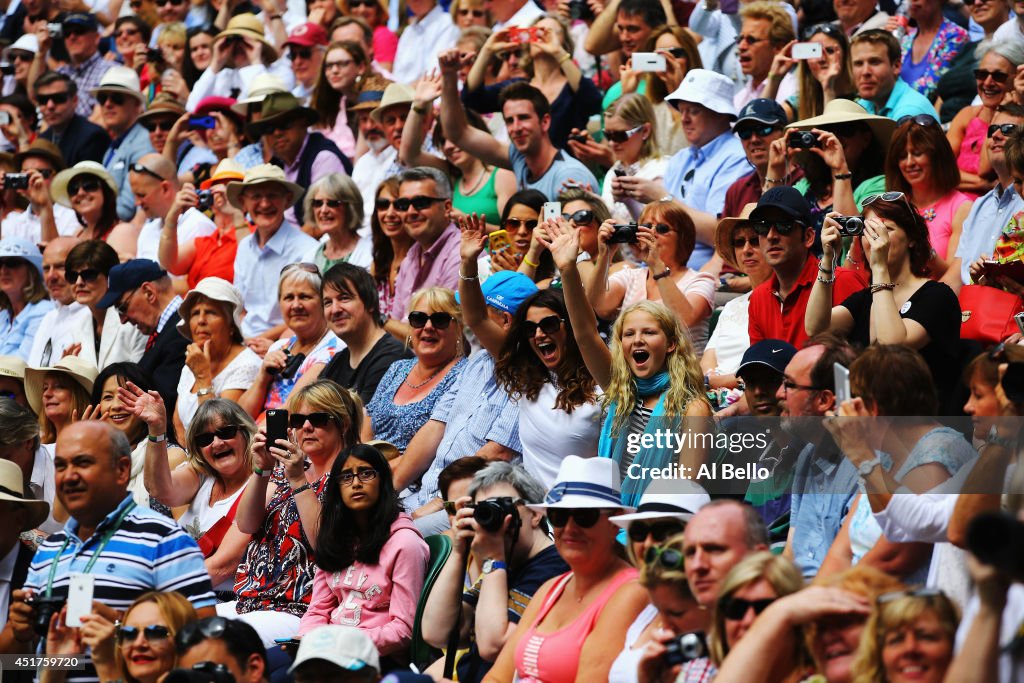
[665,69,737,120]
[609,479,711,528]
[176,277,246,341]
[288,626,379,675]
[0,459,49,530]
[0,238,43,278]
[528,455,632,511]
[24,356,99,417]
[89,65,145,105]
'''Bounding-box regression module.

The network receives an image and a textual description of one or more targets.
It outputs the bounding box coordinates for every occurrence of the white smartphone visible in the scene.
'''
[833,363,851,405]
[792,42,823,60]
[65,574,95,627]
[543,201,561,221]
[631,52,666,72]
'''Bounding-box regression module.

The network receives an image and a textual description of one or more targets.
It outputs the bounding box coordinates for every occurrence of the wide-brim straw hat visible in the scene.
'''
[200,158,245,190]
[0,459,49,530]
[786,98,896,149]
[225,163,303,210]
[25,356,98,418]
[246,91,319,139]
[216,13,278,63]
[51,161,119,207]
[527,455,632,511]
[176,277,246,341]
[231,73,288,115]
[349,74,393,112]
[715,203,757,269]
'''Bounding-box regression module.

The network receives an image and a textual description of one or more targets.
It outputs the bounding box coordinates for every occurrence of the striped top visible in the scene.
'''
[24,494,216,682]
[618,400,654,479]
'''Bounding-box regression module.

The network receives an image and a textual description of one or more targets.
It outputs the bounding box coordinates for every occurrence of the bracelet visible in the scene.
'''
[763,177,784,186]
[816,273,835,285]
[523,256,539,268]
[268,13,282,20]
[833,172,853,180]
[459,269,478,281]
[411,104,429,116]
[254,467,271,477]
[292,482,311,495]
[652,267,672,281]
[147,433,167,443]
[817,263,834,275]
[196,387,214,397]
[869,282,896,294]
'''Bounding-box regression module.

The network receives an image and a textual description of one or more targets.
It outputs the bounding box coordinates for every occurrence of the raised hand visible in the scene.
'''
[438,48,464,76]
[45,607,81,656]
[251,430,276,472]
[768,41,796,82]
[536,216,581,271]
[116,381,167,432]
[809,128,848,172]
[413,70,443,107]
[458,213,488,262]
[72,403,103,423]
[862,215,891,272]
[820,213,843,267]
[185,341,214,386]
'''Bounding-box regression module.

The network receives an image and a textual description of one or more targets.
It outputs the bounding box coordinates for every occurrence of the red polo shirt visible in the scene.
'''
[748,254,866,347]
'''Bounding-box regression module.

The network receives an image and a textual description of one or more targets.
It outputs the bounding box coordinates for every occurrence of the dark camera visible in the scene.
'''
[788,130,820,149]
[27,594,66,638]
[664,631,708,667]
[568,133,588,144]
[966,511,1024,581]
[834,215,865,236]
[268,348,306,379]
[196,189,213,211]
[147,47,164,63]
[5,173,30,190]
[47,22,62,39]
[472,497,520,533]
[568,0,595,20]
[0,62,14,75]
[609,223,639,244]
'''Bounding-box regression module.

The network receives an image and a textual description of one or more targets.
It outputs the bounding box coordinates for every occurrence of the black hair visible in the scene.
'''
[0,93,36,130]
[65,239,119,276]
[175,617,268,672]
[499,189,555,280]
[322,262,382,323]
[498,81,551,119]
[34,71,77,97]
[618,0,668,27]
[181,25,217,88]
[91,363,158,445]
[115,15,153,44]
[315,444,402,572]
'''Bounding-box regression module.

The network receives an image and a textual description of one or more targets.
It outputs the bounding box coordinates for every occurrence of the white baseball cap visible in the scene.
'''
[288,626,380,675]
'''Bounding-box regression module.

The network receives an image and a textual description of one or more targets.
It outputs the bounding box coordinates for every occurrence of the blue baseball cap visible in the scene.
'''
[735,98,788,128]
[98,259,166,309]
[456,270,538,315]
[737,339,797,378]
[63,13,99,31]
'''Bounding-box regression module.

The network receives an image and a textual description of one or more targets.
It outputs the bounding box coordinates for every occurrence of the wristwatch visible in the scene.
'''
[858,457,882,479]
[985,425,1016,451]
[482,559,507,574]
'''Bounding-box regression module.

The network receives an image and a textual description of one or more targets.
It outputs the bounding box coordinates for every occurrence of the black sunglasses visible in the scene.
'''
[311,198,343,209]
[975,68,1009,83]
[65,267,102,284]
[408,310,454,329]
[604,125,644,144]
[195,425,241,448]
[547,507,602,528]
[802,22,843,40]
[563,209,595,224]
[156,0,185,5]
[67,177,102,196]
[733,235,759,249]
[896,113,938,127]
[645,545,684,569]
[989,123,1019,138]
[751,220,803,236]
[96,92,128,106]
[132,162,166,182]
[117,624,171,644]
[504,217,538,230]
[720,597,775,620]
[522,314,562,337]
[627,520,685,543]
[393,195,445,212]
[375,197,395,211]
[736,124,778,140]
[141,119,175,132]
[288,47,313,61]
[639,223,672,235]
[177,617,229,649]
[38,92,70,105]
[288,412,336,429]
[0,257,27,269]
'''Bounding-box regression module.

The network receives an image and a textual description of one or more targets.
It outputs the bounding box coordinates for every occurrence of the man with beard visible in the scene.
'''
[350,75,396,231]
[27,237,85,367]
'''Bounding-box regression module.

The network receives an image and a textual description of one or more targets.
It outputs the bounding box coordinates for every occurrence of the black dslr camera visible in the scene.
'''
[267,348,306,379]
[196,189,213,212]
[26,594,66,637]
[788,130,820,149]
[664,631,708,667]
[568,0,595,20]
[472,497,521,533]
[834,215,865,236]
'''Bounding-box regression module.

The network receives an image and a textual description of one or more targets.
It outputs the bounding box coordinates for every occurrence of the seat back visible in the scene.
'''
[410,533,453,670]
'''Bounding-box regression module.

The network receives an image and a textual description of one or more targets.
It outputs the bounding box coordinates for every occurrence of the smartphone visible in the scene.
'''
[66,574,94,627]
[188,115,217,131]
[833,363,851,405]
[632,52,666,72]
[266,409,289,450]
[543,201,561,221]
[792,42,823,60]
[488,229,512,253]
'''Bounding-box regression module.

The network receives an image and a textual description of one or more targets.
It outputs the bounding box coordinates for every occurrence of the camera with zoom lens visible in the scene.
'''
[267,348,306,379]
[788,130,820,149]
[196,189,213,212]
[664,631,708,667]
[834,215,865,237]
[568,0,595,20]
[26,594,66,638]
[472,497,521,533]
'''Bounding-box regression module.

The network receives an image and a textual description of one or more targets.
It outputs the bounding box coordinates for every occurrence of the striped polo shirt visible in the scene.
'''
[24,494,216,682]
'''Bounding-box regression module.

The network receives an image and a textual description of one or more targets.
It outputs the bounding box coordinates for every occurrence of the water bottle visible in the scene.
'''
[892,0,910,41]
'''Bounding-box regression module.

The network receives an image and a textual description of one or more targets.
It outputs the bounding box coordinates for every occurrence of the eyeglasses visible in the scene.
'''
[393,195,445,212]
[736,124,778,140]
[408,310,454,329]
[504,217,538,230]
[156,0,185,6]
[288,412,336,429]
[131,162,167,182]
[337,467,378,486]
[639,223,672,235]
[262,120,299,135]
[751,220,802,236]
[114,27,140,38]
[65,267,102,284]
[732,235,759,249]
[782,378,822,393]
[547,507,603,528]
[177,617,229,649]
[975,68,1009,83]
[288,47,313,61]
[988,123,1019,138]
[522,314,562,337]
[627,520,684,543]
[644,545,684,569]
[325,59,353,71]
[737,34,767,45]
[311,198,343,209]
[67,177,102,196]
[37,92,70,105]
[563,209,595,225]
[141,119,175,132]
[195,425,241,448]
[0,257,26,269]
[720,597,775,621]
[96,92,127,106]
[457,7,485,16]
[115,287,139,317]
[117,624,171,644]
[604,125,645,144]
[877,588,945,605]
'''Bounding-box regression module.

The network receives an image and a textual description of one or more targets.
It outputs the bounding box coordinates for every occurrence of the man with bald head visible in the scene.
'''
[28,237,88,367]
[1,421,215,664]
[129,153,215,263]
[683,499,769,607]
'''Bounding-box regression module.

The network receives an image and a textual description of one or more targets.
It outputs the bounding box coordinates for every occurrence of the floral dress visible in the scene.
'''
[900,21,969,99]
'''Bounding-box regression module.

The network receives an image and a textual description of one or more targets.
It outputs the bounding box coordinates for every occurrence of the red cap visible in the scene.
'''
[284,22,328,48]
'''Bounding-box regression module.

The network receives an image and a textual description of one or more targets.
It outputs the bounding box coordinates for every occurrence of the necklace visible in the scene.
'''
[461,166,488,195]
[404,357,454,389]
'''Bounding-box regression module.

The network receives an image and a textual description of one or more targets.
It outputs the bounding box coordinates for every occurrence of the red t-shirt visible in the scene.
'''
[188,227,241,289]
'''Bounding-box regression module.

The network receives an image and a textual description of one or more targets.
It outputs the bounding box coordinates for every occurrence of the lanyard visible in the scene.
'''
[45,501,136,598]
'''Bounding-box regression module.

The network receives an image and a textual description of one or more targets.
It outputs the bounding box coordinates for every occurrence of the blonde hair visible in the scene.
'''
[286,379,363,449]
[183,398,257,481]
[605,301,708,433]
[605,93,661,162]
[409,287,464,357]
[740,2,796,46]
[157,22,186,46]
[638,531,688,586]
[117,591,197,683]
[851,592,959,683]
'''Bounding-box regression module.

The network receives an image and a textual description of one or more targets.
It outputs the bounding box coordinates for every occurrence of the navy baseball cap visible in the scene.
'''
[98,259,166,309]
[735,98,787,128]
[63,13,99,31]
[749,186,813,227]
[737,339,797,378]
[455,270,538,315]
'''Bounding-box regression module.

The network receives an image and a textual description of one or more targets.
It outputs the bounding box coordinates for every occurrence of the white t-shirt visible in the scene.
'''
[1,204,79,242]
[704,291,752,375]
[136,208,217,262]
[601,156,669,223]
[27,302,88,368]
[177,473,247,592]
[176,348,263,431]
[956,584,1024,683]
[517,383,603,489]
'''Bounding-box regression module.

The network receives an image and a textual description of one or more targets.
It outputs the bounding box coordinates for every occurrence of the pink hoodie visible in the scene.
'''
[297,513,429,655]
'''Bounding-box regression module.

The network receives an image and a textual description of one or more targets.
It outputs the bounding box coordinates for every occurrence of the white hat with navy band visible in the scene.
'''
[609,480,710,528]
[528,455,633,511]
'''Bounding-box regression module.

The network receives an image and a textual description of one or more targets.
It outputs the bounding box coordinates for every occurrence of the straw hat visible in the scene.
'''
[349,74,393,113]
[369,82,414,122]
[714,203,757,269]
[785,98,896,149]
[24,356,99,418]
[231,73,288,115]
[609,479,710,528]
[89,65,145,105]
[176,277,246,341]
[225,163,303,210]
[0,355,26,382]
[216,13,278,63]
[50,161,118,207]
[246,92,318,139]
[527,455,631,511]
[138,93,187,126]
[0,459,50,531]
[14,138,65,172]
[199,158,245,190]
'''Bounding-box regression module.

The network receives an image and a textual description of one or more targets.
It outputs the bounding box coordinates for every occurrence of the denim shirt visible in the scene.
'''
[0,298,53,361]
[104,122,156,222]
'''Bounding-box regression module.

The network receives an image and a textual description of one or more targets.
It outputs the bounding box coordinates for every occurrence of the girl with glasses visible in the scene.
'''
[602,94,667,224]
[481,189,549,277]
[298,443,429,665]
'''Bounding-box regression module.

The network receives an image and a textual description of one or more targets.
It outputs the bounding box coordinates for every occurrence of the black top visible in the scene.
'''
[840,280,962,406]
[40,114,110,167]
[137,312,188,430]
[321,333,413,405]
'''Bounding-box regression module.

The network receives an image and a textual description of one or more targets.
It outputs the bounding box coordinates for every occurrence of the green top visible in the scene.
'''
[601,79,648,113]
[313,242,351,274]
[454,167,501,225]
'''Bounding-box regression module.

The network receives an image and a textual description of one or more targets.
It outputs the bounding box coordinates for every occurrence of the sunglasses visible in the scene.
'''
[733,235,759,249]
[141,119,175,132]
[627,520,684,543]
[393,195,445,212]
[288,47,314,61]
[720,597,775,621]
[288,412,335,429]
[96,92,127,106]
[408,310,454,329]
[862,190,913,214]
[117,624,171,644]
[457,7,485,16]
[751,220,803,236]
[640,223,672,235]
[563,209,595,225]
[132,162,166,182]
[975,68,1009,83]
[10,51,32,62]
[737,34,767,45]
[988,123,1019,138]
[802,22,843,40]
[348,0,377,5]
[337,467,378,486]
[504,217,538,230]
[375,197,396,211]
[736,124,778,140]
[177,617,229,649]
[311,198,343,209]
[644,545,684,569]
[195,425,241,448]
[113,28,140,38]
[521,314,562,337]
[156,0,185,6]
[115,287,139,316]
[38,92,70,105]
[0,257,26,269]
[325,58,354,71]
[65,268,102,284]
[547,507,602,528]
[604,125,644,144]
[896,114,938,127]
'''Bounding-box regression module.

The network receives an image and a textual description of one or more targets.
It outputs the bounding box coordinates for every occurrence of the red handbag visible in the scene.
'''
[197,487,245,558]
[959,284,1024,346]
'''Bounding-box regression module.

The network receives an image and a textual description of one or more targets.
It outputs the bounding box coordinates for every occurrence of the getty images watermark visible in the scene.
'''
[624,428,773,481]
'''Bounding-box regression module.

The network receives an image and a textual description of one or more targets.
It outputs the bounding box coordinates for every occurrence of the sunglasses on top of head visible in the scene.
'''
[408,311,454,329]
[521,314,562,337]
[644,545,684,569]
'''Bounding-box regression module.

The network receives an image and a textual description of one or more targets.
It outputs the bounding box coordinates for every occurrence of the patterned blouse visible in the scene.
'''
[900,21,968,99]
[234,465,330,616]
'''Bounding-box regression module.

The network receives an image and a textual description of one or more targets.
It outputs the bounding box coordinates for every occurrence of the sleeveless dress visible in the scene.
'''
[514,568,638,683]
[608,603,659,683]
[957,116,988,177]
[918,190,971,260]
[454,168,501,226]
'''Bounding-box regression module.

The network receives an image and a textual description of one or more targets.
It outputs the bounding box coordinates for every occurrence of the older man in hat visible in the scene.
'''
[1,139,77,244]
[229,164,317,345]
[231,73,288,170]
[187,14,294,110]
[92,66,156,222]
[31,13,113,117]
[136,94,186,162]
[0,459,49,631]
[351,75,396,227]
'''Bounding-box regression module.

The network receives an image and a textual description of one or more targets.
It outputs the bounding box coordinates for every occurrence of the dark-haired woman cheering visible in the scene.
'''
[298,444,429,662]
